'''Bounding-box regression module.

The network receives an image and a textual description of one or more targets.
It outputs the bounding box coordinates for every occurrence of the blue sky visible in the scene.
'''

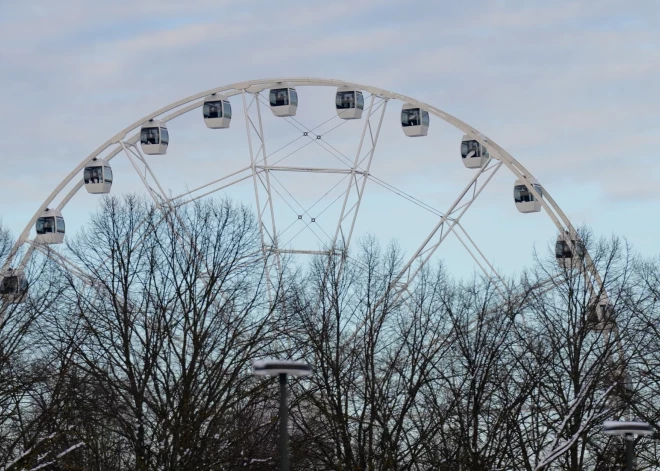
[0,0,658,281]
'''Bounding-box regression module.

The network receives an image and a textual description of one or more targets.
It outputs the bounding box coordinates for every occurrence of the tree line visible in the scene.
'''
[1,194,659,470]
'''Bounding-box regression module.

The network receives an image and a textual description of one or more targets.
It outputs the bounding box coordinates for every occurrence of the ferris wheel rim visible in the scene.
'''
[2,77,604,299]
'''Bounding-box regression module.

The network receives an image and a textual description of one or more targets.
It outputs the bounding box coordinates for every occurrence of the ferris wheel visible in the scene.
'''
[0,77,609,321]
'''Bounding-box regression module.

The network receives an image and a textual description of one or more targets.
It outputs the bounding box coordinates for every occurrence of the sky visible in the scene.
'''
[0,0,658,282]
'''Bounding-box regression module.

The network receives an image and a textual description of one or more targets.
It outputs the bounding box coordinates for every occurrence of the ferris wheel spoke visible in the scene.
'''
[255,92,383,171]
[267,169,344,224]
[271,132,351,169]
[130,145,169,199]
[291,98,388,172]
[243,93,389,272]
[243,91,278,247]
[169,172,257,208]
[264,177,333,249]
[250,165,364,247]
[13,245,36,272]
[291,96,373,134]
[260,109,385,253]
[279,219,331,253]
[263,135,307,163]
[168,164,253,205]
[48,101,216,220]
[244,93,370,267]
[28,241,96,286]
[122,140,223,278]
[450,222,507,298]
[332,95,388,275]
[241,91,281,301]
[277,218,303,243]
[365,174,444,218]
[254,165,366,175]
[121,142,204,264]
[267,138,319,167]
[275,174,351,246]
[120,141,166,206]
[265,173,307,221]
[310,179,355,221]
[383,158,503,305]
[307,221,333,246]
[29,240,157,313]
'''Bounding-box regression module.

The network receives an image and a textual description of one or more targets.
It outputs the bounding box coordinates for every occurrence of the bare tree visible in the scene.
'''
[0,223,84,470]
[289,238,532,470]
[515,232,642,471]
[5,198,660,471]
[35,195,287,470]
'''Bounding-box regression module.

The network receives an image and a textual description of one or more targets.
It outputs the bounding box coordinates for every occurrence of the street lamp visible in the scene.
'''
[253,359,313,471]
[603,420,654,471]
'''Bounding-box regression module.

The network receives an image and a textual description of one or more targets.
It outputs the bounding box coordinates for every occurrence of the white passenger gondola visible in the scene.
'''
[269,84,298,117]
[608,366,633,401]
[335,87,364,119]
[461,135,490,169]
[140,119,169,155]
[0,268,28,304]
[555,232,585,269]
[401,103,429,137]
[203,94,232,129]
[586,294,615,331]
[513,178,543,213]
[34,208,65,245]
[83,158,113,194]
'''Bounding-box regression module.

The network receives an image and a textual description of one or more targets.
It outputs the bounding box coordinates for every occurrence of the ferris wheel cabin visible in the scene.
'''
[269,84,298,117]
[335,87,364,119]
[0,268,28,304]
[83,158,113,194]
[607,366,633,401]
[513,178,542,213]
[203,94,232,129]
[555,232,586,269]
[401,104,429,137]
[461,135,490,169]
[140,119,169,155]
[586,294,615,331]
[34,208,65,245]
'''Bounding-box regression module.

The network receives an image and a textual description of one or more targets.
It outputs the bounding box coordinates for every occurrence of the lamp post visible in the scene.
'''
[603,420,654,471]
[253,359,312,471]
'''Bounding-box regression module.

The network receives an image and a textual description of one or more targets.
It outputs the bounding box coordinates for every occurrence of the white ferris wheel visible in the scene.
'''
[0,77,611,322]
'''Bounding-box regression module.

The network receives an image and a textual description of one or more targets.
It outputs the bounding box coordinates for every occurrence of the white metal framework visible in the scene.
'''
[0,78,628,470]
[1,78,607,309]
